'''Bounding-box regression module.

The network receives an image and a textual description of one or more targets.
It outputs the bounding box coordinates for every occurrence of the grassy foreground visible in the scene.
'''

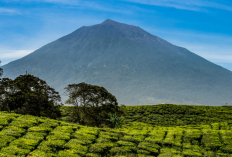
[1,104,232,156]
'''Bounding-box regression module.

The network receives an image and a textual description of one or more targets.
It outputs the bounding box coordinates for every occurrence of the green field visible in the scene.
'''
[1,104,232,156]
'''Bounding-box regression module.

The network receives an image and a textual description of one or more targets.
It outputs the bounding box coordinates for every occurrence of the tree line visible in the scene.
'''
[0,61,123,128]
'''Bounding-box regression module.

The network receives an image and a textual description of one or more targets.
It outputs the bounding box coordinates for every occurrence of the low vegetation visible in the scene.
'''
[1,109,232,156]
[61,104,232,127]
[122,104,232,126]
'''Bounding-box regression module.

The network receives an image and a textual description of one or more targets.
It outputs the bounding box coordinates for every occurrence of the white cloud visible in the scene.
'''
[201,54,232,63]
[63,1,133,14]
[169,41,232,63]
[5,0,79,5]
[79,2,133,14]
[0,49,34,59]
[36,0,79,5]
[0,8,20,14]
[7,0,132,14]
[123,0,232,12]
[0,49,35,66]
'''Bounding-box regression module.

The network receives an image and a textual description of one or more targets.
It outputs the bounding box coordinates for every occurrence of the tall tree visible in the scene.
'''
[0,61,3,77]
[64,82,119,127]
[0,78,18,112]
[0,74,62,119]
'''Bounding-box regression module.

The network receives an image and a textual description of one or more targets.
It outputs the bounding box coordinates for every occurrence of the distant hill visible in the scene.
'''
[2,19,232,105]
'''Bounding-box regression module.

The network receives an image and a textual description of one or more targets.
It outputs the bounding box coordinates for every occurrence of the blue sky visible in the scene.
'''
[1,0,232,71]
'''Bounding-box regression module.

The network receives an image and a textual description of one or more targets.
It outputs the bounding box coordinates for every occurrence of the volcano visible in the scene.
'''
[2,19,232,105]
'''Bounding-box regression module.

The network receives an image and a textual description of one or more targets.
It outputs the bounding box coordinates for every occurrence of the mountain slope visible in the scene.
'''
[2,19,232,105]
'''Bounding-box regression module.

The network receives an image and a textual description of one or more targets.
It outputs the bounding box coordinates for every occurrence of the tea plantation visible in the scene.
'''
[1,104,232,156]
[121,104,232,126]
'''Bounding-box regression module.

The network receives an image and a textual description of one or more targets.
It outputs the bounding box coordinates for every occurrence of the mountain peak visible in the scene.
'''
[101,19,119,25]
[100,19,134,27]
[99,19,168,45]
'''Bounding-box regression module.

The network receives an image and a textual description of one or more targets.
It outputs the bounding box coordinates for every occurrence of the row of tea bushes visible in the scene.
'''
[2,111,232,156]
[121,104,232,126]
[60,104,232,127]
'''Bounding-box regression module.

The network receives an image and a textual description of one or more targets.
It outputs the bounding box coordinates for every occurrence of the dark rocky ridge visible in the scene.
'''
[2,19,232,105]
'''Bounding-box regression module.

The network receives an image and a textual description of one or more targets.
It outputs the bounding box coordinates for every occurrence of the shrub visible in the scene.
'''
[10,138,39,150]
[28,126,52,133]
[57,150,81,157]
[110,146,136,155]
[64,140,88,155]
[89,142,116,153]
[46,132,71,141]
[23,132,46,141]
[0,126,26,137]
[0,145,31,156]
[108,113,125,129]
